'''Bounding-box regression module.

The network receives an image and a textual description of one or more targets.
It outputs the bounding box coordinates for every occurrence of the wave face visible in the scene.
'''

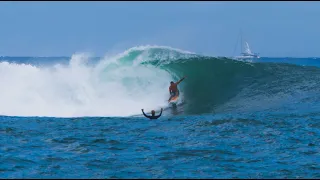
[160,57,320,115]
[1,46,320,117]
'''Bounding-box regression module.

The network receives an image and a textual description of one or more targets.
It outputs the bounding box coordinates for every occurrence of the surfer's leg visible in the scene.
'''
[168,92,175,101]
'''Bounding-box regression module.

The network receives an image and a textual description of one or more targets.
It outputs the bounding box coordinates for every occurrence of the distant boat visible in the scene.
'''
[233,31,260,60]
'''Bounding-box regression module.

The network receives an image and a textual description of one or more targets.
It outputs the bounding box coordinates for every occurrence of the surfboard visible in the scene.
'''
[169,95,179,104]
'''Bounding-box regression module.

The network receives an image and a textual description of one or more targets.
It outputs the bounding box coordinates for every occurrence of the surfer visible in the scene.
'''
[168,76,186,102]
[141,108,163,120]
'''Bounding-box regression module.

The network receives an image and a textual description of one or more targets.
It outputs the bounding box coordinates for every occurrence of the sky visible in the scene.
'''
[0,1,320,57]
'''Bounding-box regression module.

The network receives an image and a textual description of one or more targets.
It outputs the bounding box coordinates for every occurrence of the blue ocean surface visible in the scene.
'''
[1,46,319,178]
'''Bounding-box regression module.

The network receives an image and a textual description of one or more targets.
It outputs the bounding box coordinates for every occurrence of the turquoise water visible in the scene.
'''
[0,47,320,178]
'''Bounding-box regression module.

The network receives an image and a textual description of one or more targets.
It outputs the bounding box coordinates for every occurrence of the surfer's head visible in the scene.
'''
[151,110,155,116]
[170,81,174,85]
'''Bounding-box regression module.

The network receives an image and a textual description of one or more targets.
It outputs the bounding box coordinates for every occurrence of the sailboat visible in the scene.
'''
[234,31,260,59]
[240,41,260,58]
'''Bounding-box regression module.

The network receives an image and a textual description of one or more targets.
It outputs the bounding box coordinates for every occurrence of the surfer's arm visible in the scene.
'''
[141,109,151,119]
[168,87,172,101]
[168,93,173,101]
[176,76,186,85]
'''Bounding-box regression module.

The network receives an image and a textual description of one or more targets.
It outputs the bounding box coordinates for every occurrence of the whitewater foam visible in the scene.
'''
[0,47,180,117]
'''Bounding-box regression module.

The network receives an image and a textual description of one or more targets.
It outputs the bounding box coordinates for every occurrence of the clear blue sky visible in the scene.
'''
[0,1,319,57]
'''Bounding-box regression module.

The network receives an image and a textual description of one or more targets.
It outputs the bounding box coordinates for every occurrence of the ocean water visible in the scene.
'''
[1,46,319,178]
